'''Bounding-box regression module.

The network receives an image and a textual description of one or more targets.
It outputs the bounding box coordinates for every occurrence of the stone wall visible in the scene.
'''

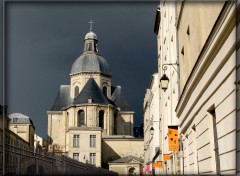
[102,137,144,167]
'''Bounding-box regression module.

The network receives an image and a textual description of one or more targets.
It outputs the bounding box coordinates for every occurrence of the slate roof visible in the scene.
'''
[71,30,111,76]
[73,78,113,105]
[111,86,130,111]
[8,113,34,125]
[50,82,131,111]
[51,85,72,111]
[71,53,111,76]
[50,31,132,112]
[109,155,144,164]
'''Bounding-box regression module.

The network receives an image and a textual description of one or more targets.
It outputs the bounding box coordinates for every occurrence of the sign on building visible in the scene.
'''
[168,126,179,151]
[152,161,162,168]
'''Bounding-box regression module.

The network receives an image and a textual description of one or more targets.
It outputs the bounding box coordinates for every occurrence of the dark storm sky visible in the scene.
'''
[4,1,158,138]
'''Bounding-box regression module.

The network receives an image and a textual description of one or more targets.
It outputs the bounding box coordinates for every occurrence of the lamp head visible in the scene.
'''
[150,127,154,136]
[160,74,169,91]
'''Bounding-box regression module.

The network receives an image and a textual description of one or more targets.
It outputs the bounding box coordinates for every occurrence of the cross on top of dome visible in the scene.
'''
[88,19,94,31]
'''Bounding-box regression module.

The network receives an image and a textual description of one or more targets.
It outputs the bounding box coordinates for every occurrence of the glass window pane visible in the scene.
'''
[73,135,80,147]
[90,153,96,166]
[73,153,79,161]
[78,110,85,126]
[90,135,96,147]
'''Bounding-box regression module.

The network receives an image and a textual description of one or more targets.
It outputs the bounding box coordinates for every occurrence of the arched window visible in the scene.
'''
[88,43,92,51]
[66,112,69,128]
[94,43,97,52]
[128,167,135,175]
[103,86,107,97]
[99,110,104,128]
[78,110,85,126]
[85,42,93,51]
[74,86,79,98]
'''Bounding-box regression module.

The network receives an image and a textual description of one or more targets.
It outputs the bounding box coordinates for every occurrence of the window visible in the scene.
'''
[88,43,92,51]
[208,107,220,174]
[187,25,190,35]
[78,110,85,126]
[13,118,18,123]
[90,135,96,147]
[15,139,19,147]
[74,86,79,98]
[66,112,69,128]
[89,153,96,166]
[114,113,118,135]
[103,86,107,97]
[181,46,184,55]
[94,43,97,52]
[73,135,80,147]
[73,153,79,161]
[99,110,104,128]
[129,167,136,175]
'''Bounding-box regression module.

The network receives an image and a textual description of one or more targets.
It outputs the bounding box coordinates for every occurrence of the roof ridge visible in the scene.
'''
[109,155,144,163]
[73,78,111,105]
[50,85,72,111]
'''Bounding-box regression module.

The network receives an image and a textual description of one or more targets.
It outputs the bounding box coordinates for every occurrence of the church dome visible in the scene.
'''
[71,30,111,76]
[71,53,111,76]
[85,31,97,40]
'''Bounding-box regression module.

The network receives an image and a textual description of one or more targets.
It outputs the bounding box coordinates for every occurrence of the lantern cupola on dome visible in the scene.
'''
[83,20,98,53]
[71,20,111,76]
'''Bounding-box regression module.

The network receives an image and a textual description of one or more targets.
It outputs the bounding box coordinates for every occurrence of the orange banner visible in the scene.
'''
[168,126,179,151]
[152,161,162,168]
[163,154,171,160]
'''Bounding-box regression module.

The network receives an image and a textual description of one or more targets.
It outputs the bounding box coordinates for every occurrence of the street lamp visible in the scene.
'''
[160,74,169,92]
[160,63,179,91]
[150,127,154,136]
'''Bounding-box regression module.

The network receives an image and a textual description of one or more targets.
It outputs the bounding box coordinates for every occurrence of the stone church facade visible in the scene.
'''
[47,29,143,171]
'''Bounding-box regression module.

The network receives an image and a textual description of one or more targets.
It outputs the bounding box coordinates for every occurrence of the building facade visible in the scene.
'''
[34,134,48,155]
[108,155,144,175]
[237,1,240,174]
[143,73,160,174]
[176,1,238,174]
[0,108,35,174]
[47,29,144,171]
[154,0,239,175]
[154,1,180,174]
[8,113,35,149]
[0,106,117,175]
